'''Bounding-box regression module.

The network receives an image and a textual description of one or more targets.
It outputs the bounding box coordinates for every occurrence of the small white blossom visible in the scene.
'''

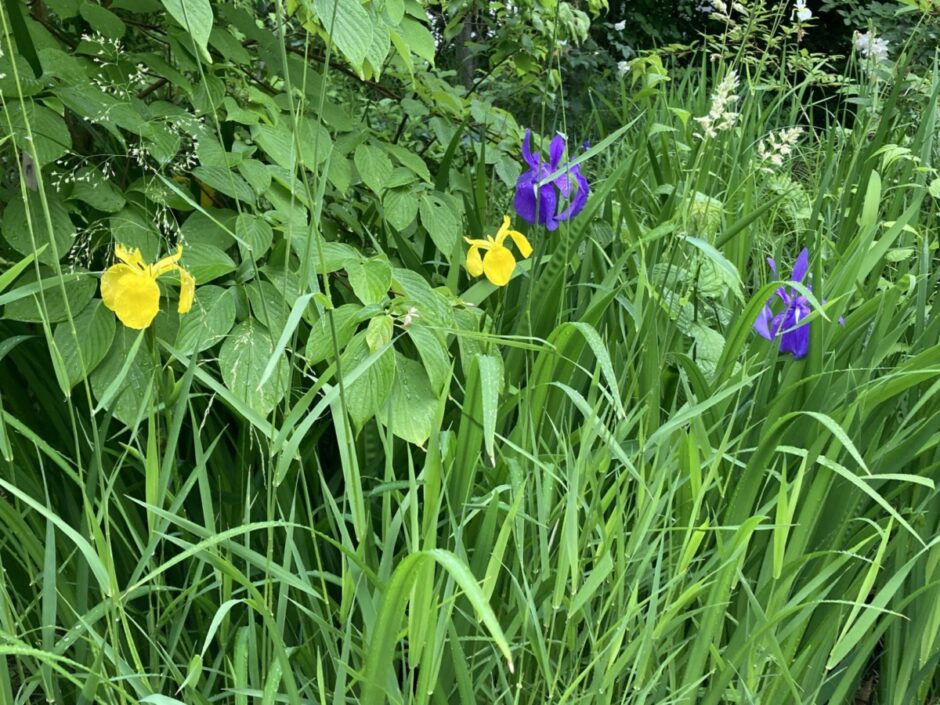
[616,60,630,77]
[854,31,889,62]
[694,70,740,140]
[613,20,626,31]
[757,127,803,171]
[401,306,419,327]
[793,0,812,22]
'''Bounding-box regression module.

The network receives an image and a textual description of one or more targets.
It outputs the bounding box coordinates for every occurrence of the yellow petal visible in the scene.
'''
[494,215,512,245]
[153,244,184,276]
[464,236,491,249]
[482,245,516,286]
[466,244,484,277]
[114,244,146,269]
[101,264,161,329]
[177,267,195,314]
[506,229,532,259]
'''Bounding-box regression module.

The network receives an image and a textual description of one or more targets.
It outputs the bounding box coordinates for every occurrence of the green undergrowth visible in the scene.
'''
[0,1,939,703]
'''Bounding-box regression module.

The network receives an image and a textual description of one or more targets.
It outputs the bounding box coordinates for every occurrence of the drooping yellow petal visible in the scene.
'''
[506,229,532,259]
[466,244,484,278]
[114,244,146,270]
[152,245,184,276]
[177,267,195,314]
[464,236,492,250]
[101,264,161,329]
[482,245,516,287]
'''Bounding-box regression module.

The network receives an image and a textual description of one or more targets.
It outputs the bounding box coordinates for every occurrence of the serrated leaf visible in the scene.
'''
[52,300,116,389]
[219,320,290,417]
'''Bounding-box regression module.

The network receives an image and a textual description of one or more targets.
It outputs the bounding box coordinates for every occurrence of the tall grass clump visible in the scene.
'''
[0,0,938,703]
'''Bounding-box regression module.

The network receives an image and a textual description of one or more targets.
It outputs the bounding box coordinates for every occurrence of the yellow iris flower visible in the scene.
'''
[101,244,196,330]
[464,216,533,287]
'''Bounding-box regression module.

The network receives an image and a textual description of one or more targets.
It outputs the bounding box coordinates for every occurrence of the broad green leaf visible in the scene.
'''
[180,209,236,250]
[161,0,213,63]
[310,0,372,71]
[175,285,236,353]
[378,354,437,446]
[52,300,116,389]
[79,2,126,37]
[354,143,393,196]
[346,257,392,305]
[90,327,156,427]
[111,207,162,260]
[406,323,450,394]
[305,303,362,365]
[366,315,393,352]
[192,166,256,205]
[246,280,291,334]
[397,17,435,64]
[69,166,126,213]
[235,213,273,260]
[342,333,396,431]
[219,320,290,417]
[419,192,460,257]
[383,188,419,230]
[6,101,71,166]
[2,190,75,265]
[180,243,236,283]
[3,268,96,323]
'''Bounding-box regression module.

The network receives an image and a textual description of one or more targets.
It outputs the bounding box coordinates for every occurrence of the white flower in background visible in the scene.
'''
[793,0,812,22]
[855,31,890,62]
[617,60,630,76]
[694,70,740,140]
[614,20,626,31]
[401,307,419,327]
[758,127,803,170]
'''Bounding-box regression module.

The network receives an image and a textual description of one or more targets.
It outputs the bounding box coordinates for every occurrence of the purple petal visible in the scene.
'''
[521,130,540,169]
[549,134,567,170]
[554,168,589,223]
[766,257,778,278]
[753,302,775,340]
[514,172,539,224]
[791,248,810,283]
[778,304,811,358]
[779,324,810,358]
[539,185,559,230]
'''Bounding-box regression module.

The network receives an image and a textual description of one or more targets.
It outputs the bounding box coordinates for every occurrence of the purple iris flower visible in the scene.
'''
[513,129,589,231]
[754,248,814,359]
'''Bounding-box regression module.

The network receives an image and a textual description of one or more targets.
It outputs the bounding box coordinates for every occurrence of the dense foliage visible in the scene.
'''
[1,0,940,703]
